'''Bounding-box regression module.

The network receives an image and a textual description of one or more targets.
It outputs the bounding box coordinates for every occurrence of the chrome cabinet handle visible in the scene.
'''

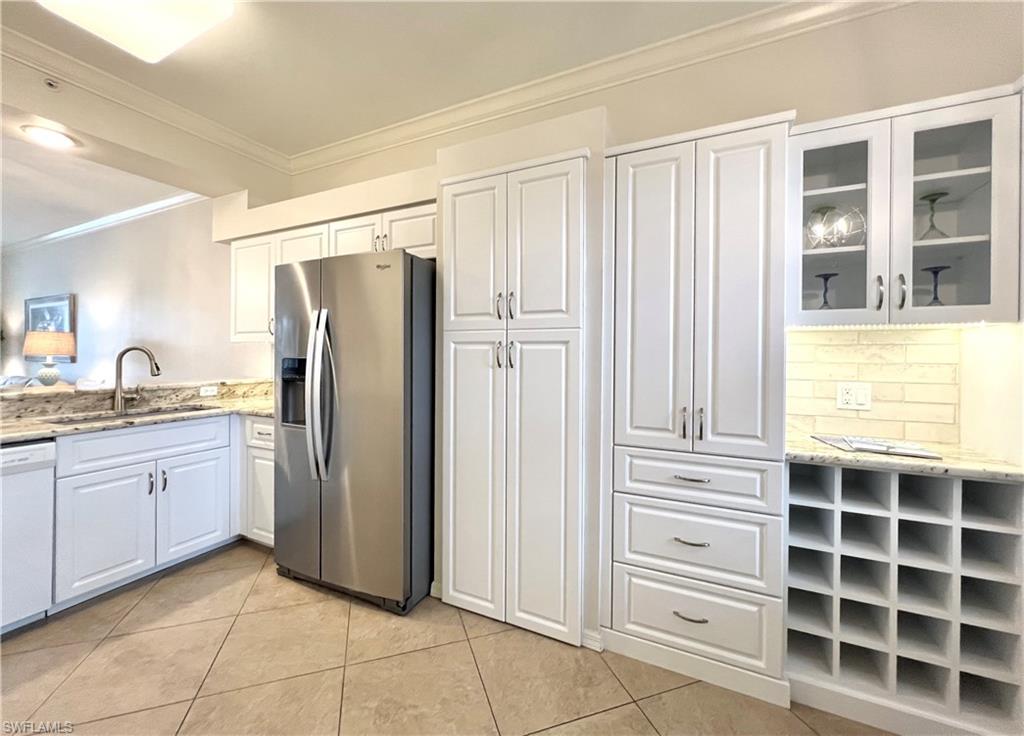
[673,474,711,484]
[496,292,504,320]
[897,273,907,309]
[681,407,688,439]
[373,235,381,252]
[268,317,275,335]
[508,291,516,320]
[874,275,885,311]
[161,469,168,492]
[382,234,389,251]
[673,537,710,547]
[508,341,515,369]
[496,340,504,368]
[673,611,709,624]
[697,408,705,441]
[148,472,154,495]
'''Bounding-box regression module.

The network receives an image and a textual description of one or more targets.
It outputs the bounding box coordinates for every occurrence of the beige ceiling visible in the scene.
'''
[1,1,775,157]
[1,131,187,245]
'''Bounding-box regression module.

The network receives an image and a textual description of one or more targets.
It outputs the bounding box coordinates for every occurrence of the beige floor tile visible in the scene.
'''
[458,608,512,639]
[639,681,816,736]
[471,628,630,736]
[536,704,658,736]
[2,579,155,655]
[181,668,343,736]
[201,597,350,695]
[167,542,269,578]
[34,618,232,724]
[0,642,95,721]
[113,567,257,634]
[340,641,495,736]
[240,562,335,614]
[601,650,696,699]
[74,701,191,735]
[791,703,894,736]
[346,596,465,664]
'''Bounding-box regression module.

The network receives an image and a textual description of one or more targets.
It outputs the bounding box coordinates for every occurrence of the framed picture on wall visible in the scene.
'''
[24,293,77,363]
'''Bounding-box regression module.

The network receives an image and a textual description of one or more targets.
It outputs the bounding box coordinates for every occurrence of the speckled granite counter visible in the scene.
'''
[1,380,274,445]
[786,434,1024,482]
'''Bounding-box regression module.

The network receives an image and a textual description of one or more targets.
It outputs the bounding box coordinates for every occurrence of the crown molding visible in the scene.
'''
[0,29,290,174]
[289,1,905,174]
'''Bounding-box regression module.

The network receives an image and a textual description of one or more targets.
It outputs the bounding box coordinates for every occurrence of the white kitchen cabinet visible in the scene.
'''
[230,234,275,342]
[693,125,785,461]
[443,175,508,331]
[156,448,230,565]
[505,330,581,643]
[330,214,381,256]
[277,223,329,264]
[441,331,507,621]
[245,446,275,547]
[382,203,437,259]
[55,462,156,603]
[613,142,695,452]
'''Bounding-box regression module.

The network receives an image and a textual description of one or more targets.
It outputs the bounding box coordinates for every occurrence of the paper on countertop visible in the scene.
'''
[811,434,942,460]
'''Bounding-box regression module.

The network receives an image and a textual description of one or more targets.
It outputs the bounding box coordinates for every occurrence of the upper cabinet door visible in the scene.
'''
[891,95,1021,324]
[506,159,583,330]
[330,214,381,256]
[156,448,230,565]
[788,120,892,326]
[382,203,437,259]
[613,143,695,452]
[505,330,581,645]
[441,331,506,621]
[230,234,275,342]
[277,224,329,265]
[693,125,785,462]
[442,175,508,331]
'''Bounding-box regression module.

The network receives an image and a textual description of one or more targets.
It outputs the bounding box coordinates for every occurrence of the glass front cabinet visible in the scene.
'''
[789,94,1021,325]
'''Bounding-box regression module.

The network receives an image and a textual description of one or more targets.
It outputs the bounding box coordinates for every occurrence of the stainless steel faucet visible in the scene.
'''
[113,346,162,412]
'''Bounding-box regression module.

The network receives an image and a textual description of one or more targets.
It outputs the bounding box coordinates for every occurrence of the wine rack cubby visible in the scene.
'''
[786,462,1023,733]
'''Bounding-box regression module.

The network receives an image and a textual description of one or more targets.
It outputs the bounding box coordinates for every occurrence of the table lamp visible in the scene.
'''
[23,331,77,386]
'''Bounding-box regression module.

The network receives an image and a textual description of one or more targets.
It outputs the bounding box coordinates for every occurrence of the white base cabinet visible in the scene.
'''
[157,448,230,565]
[242,417,275,547]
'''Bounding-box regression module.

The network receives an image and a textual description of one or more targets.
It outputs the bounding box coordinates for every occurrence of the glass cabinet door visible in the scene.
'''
[891,95,1020,323]
[788,120,891,325]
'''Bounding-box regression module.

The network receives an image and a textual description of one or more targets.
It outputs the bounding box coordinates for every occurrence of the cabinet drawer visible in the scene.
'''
[613,493,782,596]
[56,417,230,478]
[614,447,783,514]
[613,563,782,677]
[245,417,275,448]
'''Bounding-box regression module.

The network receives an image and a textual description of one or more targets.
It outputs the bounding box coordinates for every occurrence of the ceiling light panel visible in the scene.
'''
[37,0,234,63]
[20,125,78,150]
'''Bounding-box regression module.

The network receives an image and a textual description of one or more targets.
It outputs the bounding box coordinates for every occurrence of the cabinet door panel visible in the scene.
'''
[278,224,329,265]
[442,175,507,331]
[330,214,381,256]
[891,95,1020,323]
[55,462,155,603]
[382,203,436,259]
[156,448,230,565]
[246,446,275,547]
[230,235,275,342]
[507,159,583,329]
[693,125,785,461]
[3,466,55,626]
[505,330,581,644]
[614,143,695,452]
[441,331,506,620]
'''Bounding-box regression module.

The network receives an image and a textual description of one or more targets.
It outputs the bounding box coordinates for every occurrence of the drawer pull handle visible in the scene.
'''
[256,430,272,438]
[673,611,709,625]
[673,537,710,548]
[673,474,711,484]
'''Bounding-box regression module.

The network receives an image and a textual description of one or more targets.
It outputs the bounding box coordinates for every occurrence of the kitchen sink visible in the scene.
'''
[48,404,219,425]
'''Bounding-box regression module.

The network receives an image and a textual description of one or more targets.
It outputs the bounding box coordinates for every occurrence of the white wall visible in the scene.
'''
[1,199,271,386]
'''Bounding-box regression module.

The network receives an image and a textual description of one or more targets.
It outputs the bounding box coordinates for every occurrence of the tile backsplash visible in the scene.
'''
[787,327,962,445]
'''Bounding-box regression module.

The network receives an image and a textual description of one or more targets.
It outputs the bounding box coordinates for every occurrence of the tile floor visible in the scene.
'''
[1,542,890,736]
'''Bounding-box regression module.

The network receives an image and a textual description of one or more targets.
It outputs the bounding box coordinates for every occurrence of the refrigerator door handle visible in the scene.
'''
[304,308,321,481]
[311,308,330,480]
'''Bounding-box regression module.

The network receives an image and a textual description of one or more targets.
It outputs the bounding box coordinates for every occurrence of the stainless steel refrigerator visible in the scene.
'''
[273,250,434,614]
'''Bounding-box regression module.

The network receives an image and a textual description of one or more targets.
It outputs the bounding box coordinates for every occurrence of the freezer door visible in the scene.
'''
[274,259,322,580]
[320,251,409,601]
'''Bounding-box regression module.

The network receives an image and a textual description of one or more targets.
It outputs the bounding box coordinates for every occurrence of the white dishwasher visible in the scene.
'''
[2,441,56,631]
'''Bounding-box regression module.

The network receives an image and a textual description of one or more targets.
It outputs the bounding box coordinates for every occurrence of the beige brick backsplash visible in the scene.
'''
[816,345,905,364]
[906,344,960,364]
[858,363,958,384]
[788,362,860,381]
[855,328,960,345]
[787,380,814,398]
[813,416,906,440]
[862,401,955,423]
[905,422,960,444]
[904,384,958,404]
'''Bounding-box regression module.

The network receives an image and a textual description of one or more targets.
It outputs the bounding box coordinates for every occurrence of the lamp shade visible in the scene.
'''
[24,330,76,358]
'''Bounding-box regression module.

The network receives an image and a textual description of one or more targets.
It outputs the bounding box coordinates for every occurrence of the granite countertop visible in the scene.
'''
[786,434,1024,482]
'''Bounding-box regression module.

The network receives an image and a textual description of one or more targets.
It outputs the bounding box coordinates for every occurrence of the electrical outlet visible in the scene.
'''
[836,382,871,410]
[199,385,218,398]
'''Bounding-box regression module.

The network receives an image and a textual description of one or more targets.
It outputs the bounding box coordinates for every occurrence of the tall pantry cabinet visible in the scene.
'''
[441,157,585,645]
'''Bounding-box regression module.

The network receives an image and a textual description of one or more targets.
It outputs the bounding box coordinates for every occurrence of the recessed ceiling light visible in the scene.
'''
[20,125,78,150]
[37,0,234,64]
